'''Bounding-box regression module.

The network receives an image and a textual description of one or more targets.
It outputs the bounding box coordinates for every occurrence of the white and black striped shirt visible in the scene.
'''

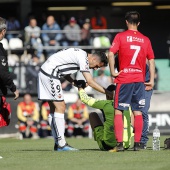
[41,48,90,78]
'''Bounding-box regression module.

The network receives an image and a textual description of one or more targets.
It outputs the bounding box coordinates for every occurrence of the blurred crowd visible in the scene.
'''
[3,7,111,59]
[0,7,116,93]
[16,94,90,139]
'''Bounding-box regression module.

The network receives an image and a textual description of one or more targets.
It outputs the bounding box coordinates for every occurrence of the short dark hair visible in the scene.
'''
[125,11,140,25]
[106,84,116,92]
[0,17,7,32]
[92,51,108,66]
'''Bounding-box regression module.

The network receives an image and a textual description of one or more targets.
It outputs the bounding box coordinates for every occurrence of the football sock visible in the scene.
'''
[134,115,143,142]
[114,114,123,142]
[54,112,66,147]
[48,113,58,145]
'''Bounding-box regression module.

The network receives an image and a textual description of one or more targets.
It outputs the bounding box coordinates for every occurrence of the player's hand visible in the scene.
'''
[73,80,87,89]
[14,90,19,100]
[144,81,154,91]
[77,80,87,89]
[72,80,78,87]
[112,70,122,78]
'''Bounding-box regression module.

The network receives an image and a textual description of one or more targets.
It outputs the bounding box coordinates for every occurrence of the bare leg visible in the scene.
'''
[131,112,134,127]
[89,112,103,131]
[133,111,142,116]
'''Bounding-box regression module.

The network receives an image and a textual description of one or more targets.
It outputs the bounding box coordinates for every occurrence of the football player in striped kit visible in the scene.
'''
[38,48,111,151]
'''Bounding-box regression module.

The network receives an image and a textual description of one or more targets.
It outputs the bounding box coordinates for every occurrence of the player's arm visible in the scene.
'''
[82,72,112,97]
[63,74,86,88]
[63,74,74,83]
[63,74,78,87]
[144,40,155,90]
[145,59,155,90]
[108,51,121,77]
[78,88,106,109]
[108,34,122,77]
[82,72,105,93]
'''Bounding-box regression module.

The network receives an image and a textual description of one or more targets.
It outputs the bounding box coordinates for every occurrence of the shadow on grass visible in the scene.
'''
[127,146,165,151]
[79,149,102,152]
[18,149,51,152]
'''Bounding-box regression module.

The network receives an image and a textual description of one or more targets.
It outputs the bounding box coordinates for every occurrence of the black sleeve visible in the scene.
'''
[0,48,16,92]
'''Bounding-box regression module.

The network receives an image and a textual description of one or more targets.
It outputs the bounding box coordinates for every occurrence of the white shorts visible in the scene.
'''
[38,71,64,101]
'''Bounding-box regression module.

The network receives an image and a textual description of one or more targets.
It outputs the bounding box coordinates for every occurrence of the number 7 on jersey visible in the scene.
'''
[130,45,141,65]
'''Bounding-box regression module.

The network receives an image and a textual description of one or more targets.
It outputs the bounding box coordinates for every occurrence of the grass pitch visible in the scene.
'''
[0,136,170,170]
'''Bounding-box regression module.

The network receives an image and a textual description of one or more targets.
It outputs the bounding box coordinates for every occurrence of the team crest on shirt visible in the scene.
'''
[139,99,145,105]
[1,59,6,66]
[58,94,62,98]
[127,36,133,42]
[127,36,144,43]
[85,65,89,70]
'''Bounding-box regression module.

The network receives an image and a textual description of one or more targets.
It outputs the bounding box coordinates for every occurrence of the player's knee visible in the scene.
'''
[134,111,142,116]
[89,112,98,119]
[89,112,100,122]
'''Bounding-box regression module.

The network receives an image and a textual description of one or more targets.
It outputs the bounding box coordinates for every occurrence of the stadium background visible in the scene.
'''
[0,0,170,136]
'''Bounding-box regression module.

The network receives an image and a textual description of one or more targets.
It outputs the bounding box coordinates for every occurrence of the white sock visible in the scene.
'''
[54,112,66,147]
[48,113,58,145]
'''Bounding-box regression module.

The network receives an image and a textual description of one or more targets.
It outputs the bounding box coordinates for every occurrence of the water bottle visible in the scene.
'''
[152,126,160,151]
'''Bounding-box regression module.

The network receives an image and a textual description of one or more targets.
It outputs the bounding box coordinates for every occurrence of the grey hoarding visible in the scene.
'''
[148,112,170,134]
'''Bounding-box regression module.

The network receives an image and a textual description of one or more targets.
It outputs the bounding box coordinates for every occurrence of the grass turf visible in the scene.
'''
[0,136,170,170]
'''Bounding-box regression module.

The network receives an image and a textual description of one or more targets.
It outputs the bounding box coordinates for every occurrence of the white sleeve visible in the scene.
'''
[77,51,90,72]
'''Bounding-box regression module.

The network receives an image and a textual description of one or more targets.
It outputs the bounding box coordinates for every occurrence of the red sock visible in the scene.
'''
[134,115,143,142]
[114,114,123,142]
